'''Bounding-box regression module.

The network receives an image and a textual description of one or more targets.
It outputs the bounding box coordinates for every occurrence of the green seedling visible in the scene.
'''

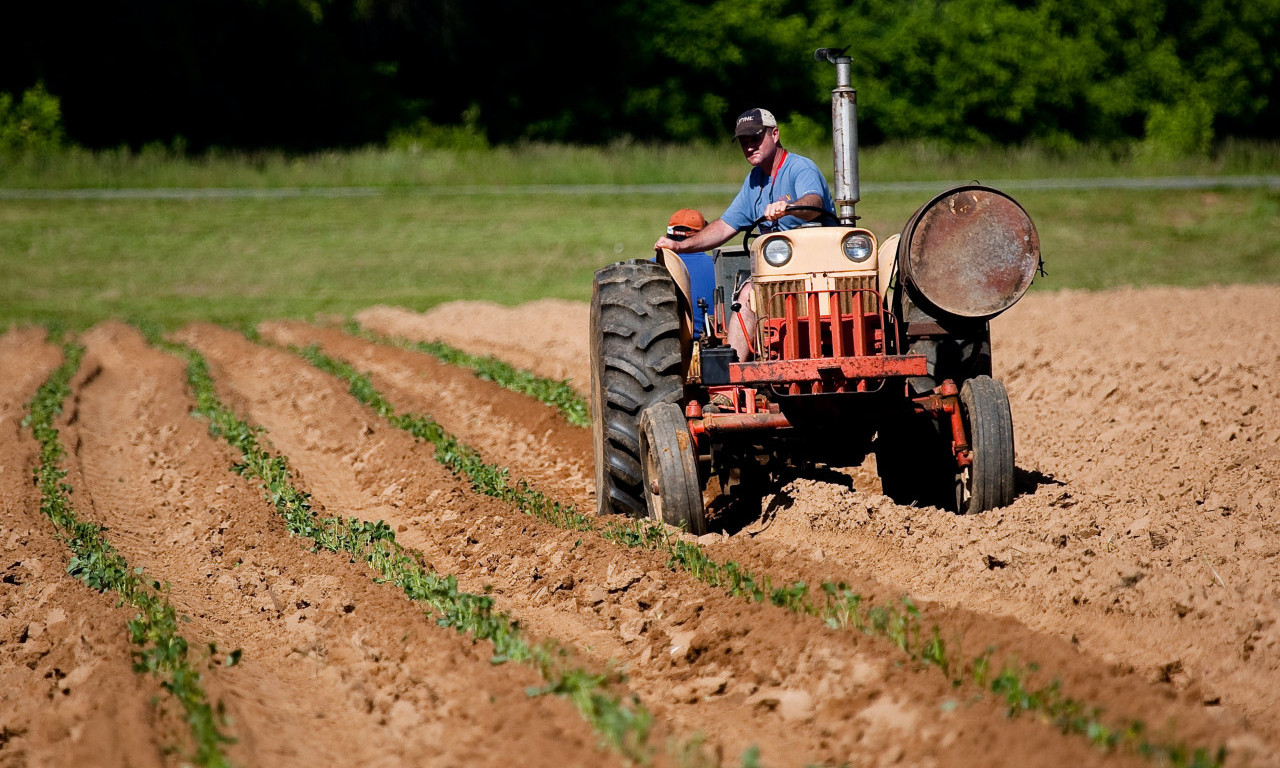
[344,321,590,427]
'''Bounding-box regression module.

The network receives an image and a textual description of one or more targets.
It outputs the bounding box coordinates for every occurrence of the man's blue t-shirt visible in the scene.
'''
[721,151,835,234]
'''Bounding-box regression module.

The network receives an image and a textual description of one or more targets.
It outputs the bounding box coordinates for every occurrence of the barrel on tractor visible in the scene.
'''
[589,48,1041,534]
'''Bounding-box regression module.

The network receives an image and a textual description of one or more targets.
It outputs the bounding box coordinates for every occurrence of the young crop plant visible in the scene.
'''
[289,340,1228,768]
[150,332,657,764]
[344,320,590,428]
[24,339,237,768]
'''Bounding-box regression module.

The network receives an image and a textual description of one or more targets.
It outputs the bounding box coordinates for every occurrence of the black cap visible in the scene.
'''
[732,108,778,140]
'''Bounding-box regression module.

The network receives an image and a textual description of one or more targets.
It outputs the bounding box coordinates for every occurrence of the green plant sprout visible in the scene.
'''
[344,321,590,428]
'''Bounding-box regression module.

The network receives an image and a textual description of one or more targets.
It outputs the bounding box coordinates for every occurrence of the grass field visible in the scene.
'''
[2,143,1278,329]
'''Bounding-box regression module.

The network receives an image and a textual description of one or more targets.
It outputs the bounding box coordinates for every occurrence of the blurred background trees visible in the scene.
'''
[1,0,1276,153]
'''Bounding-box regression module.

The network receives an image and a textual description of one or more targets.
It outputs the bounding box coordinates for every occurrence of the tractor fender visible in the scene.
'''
[878,233,900,302]
[655,248,696,373]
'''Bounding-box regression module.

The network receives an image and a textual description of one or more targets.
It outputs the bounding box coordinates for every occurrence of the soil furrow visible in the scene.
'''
[347,290,1280,766]
[61,322,611,768]
[0,328,176,768]
[262,321,594,510]
[314,315,1262,763]
[356,302,591,392]
[214,323,1157,767]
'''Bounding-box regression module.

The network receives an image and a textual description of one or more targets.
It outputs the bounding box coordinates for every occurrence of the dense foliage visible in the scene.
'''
[1,0,1275,151]
[0,83,65,154]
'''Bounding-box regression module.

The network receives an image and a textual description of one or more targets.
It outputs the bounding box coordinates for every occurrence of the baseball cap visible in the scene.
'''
[732,108,778,140]
[666,208,707,238]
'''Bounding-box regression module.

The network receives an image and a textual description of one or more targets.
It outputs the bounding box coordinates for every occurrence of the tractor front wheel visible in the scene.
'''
[639,402,706,534]
[956,375,1015,514]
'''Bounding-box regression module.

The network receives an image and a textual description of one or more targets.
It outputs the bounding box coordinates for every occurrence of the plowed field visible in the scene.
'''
[4,284,1279,767]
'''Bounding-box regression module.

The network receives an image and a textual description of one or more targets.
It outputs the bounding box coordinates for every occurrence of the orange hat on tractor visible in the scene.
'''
[667,208,707,238]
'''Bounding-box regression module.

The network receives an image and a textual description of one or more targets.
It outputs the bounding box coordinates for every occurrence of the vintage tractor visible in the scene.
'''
[590,48,1041,534]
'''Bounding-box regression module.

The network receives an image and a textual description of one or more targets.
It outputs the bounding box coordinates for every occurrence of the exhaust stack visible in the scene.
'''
[815,47,858,225]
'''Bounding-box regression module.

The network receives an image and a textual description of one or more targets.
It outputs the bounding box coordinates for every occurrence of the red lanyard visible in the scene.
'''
[758,150,791,225]
[770,149,788,187]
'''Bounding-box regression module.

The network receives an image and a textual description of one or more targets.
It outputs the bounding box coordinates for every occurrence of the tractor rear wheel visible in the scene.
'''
[639,402,706,534]
[956,375,1015,514]
[590,260,685,519]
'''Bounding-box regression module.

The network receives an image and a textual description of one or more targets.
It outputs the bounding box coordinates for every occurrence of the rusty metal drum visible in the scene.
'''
[898,186,1040,319]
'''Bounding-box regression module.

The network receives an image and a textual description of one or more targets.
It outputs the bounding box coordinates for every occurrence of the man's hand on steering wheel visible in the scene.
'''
[764,202,839,226]
[741,204,839,248]
[763,200,793,222]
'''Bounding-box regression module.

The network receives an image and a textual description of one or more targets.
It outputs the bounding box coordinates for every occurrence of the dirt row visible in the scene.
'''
[262,318,1242,765]
[4,283,1276,766]
[3,324,613,768]
[0,329,174,768]
[355,285,1280,764]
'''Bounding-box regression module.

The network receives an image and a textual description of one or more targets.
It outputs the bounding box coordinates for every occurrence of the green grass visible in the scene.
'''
[3,140,1278,188]
[1,144,1277,331]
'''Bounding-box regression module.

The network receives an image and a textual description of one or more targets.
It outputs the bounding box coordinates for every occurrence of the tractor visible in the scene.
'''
[589,48,1041,534]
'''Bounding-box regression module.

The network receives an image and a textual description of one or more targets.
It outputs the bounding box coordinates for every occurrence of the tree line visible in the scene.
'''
[2,0,1276,153]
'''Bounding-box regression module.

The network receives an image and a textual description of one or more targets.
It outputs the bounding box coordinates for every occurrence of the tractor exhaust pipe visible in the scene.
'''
[815,47,858,225]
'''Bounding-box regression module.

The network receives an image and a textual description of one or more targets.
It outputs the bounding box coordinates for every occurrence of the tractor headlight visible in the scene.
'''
[762,237,793,267]
[842,233,874,263]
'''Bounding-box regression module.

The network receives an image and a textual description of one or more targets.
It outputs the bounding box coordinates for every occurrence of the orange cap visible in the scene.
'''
[667,208,707,237]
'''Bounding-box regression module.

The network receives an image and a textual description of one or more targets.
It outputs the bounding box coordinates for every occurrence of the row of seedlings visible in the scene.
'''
[150,333,675,765]
[25,340,237,768]
[344,321,589,427]
[300,333,1227,768]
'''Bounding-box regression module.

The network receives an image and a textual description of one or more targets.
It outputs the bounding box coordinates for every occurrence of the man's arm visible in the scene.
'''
[654,218,739,254]
[763,192,826,223]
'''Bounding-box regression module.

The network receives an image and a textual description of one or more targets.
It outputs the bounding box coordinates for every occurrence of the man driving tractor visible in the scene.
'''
[653,107,835,360]
[594,50,1036,532]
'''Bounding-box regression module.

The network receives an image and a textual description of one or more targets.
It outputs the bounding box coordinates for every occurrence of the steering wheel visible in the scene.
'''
[740,205,840,249]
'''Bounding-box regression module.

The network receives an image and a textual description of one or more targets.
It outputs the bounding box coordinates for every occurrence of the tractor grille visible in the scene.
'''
[754,274,885,364]
[834,275,878,314]
[756,279,809,320]
[757,276,879,319]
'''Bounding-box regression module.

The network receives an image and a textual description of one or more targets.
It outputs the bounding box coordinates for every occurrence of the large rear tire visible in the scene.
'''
[590,261,685,518]
[957,375,1015,514]
[639,403,706,534]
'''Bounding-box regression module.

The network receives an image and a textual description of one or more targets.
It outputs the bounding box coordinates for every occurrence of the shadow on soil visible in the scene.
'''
[1015,466,1064,497]
[709,463,1064,535]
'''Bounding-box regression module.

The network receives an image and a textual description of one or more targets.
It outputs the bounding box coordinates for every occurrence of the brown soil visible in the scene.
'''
[0,328,174,768]
[5,284,1279,766]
